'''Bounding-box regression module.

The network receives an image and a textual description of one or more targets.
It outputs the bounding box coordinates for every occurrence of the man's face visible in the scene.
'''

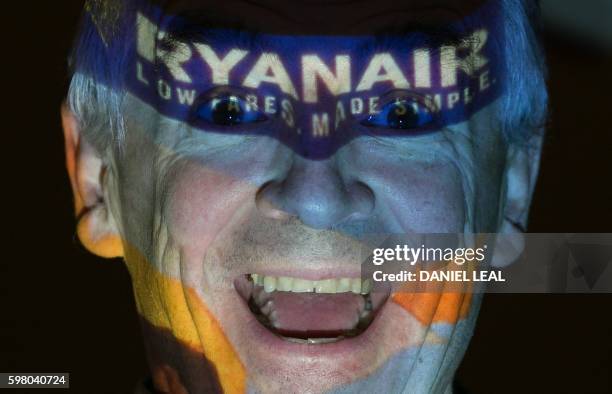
[66,0,539,392]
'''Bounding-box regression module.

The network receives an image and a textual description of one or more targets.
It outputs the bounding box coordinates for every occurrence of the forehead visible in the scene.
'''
[135,1,502,93]
[154,0,492,34]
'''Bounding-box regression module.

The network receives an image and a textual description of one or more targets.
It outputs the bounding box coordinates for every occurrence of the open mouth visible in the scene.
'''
[235,274,390,344]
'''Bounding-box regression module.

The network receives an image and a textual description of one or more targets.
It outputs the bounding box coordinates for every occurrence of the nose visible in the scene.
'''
[256,156,375,229]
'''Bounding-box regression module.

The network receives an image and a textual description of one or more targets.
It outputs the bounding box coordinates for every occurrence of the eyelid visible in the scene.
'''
[377,90,439,113]
[193,86,255,107]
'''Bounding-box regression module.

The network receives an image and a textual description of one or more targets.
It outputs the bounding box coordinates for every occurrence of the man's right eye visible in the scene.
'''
[195,95,268,126]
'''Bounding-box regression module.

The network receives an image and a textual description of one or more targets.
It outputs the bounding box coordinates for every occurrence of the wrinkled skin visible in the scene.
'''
[63,2,543,393]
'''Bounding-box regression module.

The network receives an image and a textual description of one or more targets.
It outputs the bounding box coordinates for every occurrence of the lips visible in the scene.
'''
[235,274,389,344]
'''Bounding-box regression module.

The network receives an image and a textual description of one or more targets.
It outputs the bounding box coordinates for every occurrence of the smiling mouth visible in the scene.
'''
[235,274,390,344]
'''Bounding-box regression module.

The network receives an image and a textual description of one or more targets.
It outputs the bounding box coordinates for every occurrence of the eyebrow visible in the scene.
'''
[372,26,467,52]
[161,11,265,50]
[160,10,468,52]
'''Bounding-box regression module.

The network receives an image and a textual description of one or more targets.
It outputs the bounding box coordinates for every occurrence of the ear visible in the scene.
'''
[491,133,544,267]
[62,103,124,258]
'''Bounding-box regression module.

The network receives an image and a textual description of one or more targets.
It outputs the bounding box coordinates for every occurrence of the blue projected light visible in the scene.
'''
[112,0,504,158]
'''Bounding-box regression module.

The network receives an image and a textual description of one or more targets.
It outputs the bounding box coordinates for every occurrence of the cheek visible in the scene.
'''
[165,161,255,253]
[377,162,465,232]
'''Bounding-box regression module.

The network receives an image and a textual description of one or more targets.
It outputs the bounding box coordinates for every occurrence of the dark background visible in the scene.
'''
[1,1,610,393]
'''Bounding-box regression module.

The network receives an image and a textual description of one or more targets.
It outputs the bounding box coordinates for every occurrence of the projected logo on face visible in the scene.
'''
[127,1,503,158]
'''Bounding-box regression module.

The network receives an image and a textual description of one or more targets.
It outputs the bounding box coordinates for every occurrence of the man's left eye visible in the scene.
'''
[195,95,267,126]
[361,98,435,131]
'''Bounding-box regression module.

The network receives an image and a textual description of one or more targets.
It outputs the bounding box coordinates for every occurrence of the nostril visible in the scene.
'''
[256,181,295,220]
[347,181,376,220]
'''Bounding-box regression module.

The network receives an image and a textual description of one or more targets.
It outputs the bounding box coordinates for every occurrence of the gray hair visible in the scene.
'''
[68,0,127,151]
[499,0,549,145]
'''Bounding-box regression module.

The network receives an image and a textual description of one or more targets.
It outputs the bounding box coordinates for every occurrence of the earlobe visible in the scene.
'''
[491,133,543,267]
[62,103,124,258]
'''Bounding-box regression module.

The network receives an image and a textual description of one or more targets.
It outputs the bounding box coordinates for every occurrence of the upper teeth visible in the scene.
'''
[251,274,372,295]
